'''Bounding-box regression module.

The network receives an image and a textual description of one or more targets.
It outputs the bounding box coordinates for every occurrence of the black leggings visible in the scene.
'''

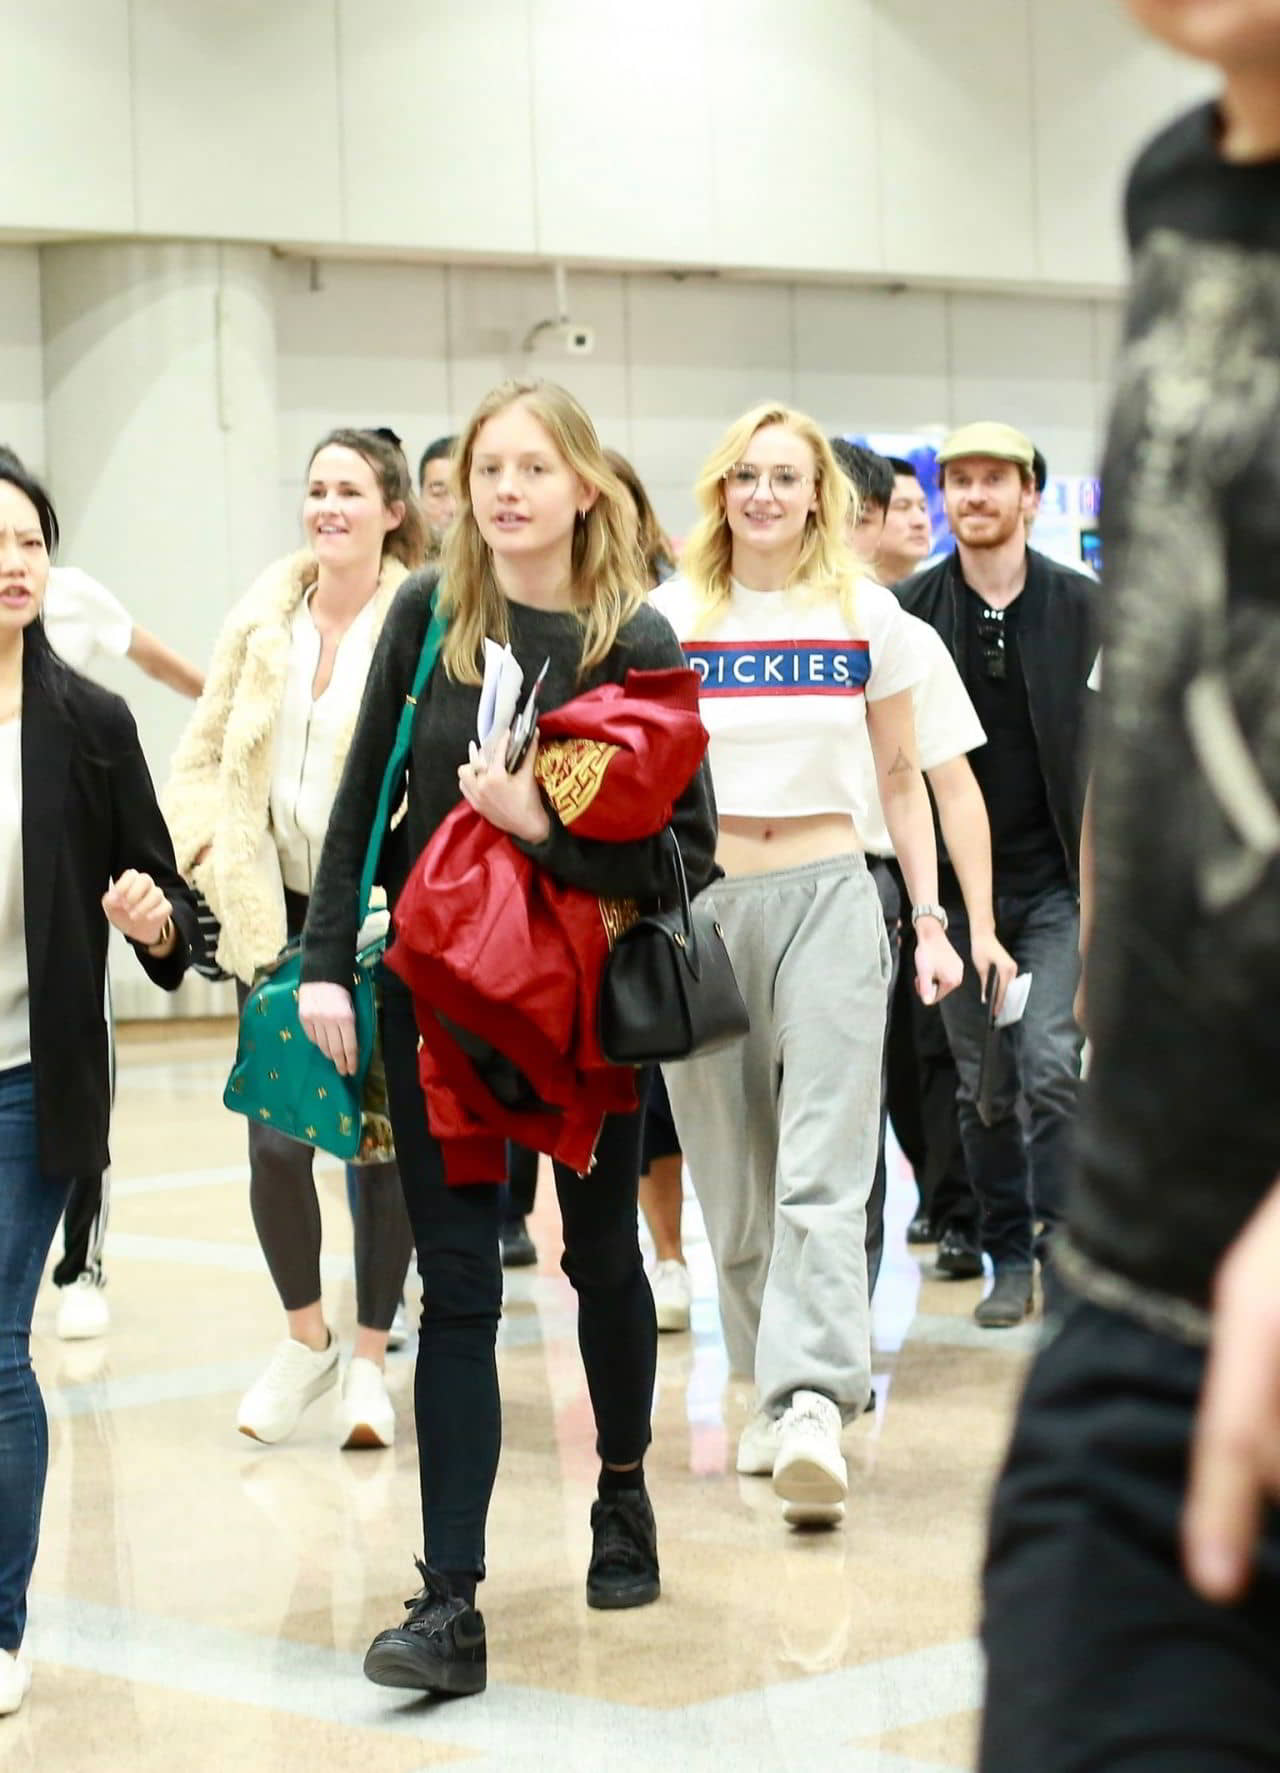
[236,891,413,1332]
[382,975,657,1578]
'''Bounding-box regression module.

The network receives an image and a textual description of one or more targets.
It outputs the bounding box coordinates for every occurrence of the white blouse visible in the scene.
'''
[268,593,379,895]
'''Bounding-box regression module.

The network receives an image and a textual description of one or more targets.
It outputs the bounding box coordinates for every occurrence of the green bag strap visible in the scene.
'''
[357,588,447,920]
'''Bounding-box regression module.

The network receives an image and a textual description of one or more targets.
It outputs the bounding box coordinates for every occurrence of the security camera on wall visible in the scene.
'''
[522,265,596,358]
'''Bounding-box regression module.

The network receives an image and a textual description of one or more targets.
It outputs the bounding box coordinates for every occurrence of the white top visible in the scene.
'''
[652,573,921,826]
[0,720,29,1070]
[43,567,133,674]
[268,591,379,894]
[856,614,987,856]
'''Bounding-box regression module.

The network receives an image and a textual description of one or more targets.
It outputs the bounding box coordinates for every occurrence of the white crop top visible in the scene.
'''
[652,574,922,824]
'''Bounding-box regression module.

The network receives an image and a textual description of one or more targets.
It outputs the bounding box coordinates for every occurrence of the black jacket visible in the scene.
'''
[896,547,1097,888]
[21,650,196,1178]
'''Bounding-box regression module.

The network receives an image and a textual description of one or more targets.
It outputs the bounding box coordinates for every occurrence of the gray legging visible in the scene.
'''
[235,889,412,1332]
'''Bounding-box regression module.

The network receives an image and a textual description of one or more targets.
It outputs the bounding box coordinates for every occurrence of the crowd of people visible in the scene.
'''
[2,5,1280,1761]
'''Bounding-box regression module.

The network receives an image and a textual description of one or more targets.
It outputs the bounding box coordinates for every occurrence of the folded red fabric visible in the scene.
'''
[388,668,708,1181]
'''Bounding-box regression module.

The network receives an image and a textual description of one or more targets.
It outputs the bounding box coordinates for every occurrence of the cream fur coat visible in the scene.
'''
[165,549,409,984]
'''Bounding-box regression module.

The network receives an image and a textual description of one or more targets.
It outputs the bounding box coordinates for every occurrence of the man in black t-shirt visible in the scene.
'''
[981,5,1280,1766]
[897,423,1095,1327]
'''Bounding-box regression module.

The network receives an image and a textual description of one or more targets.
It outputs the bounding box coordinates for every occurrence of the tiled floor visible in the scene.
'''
[12,1023,1037,1772]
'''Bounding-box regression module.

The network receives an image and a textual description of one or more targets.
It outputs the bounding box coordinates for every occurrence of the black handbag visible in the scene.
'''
[597,831,749,1066]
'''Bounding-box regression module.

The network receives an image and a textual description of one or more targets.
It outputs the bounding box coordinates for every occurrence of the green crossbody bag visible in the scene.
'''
[223,593,447,1162]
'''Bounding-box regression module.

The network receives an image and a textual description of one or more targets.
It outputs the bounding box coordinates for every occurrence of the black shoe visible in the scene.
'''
[935,1226,983,1280]
[500,1217,537,1268]
[363,1561,487,1695]
[586,1489,661,1610]
[906,1211,935,1246]
[974,1266,1034,1329]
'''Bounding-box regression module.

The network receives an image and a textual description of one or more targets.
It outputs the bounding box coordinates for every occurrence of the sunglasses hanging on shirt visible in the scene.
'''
[978,606,1007,682]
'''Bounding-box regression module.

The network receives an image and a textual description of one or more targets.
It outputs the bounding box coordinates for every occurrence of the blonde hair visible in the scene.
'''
[681,402,858,633]
[438,380,647,683]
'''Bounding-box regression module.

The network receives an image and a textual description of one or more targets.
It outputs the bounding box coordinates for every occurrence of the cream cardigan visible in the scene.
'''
[164,549,408,983]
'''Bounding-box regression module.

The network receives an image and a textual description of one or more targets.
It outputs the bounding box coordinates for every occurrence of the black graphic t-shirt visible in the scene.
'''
[959,586,1069,900]
[1070,103,1280,1312]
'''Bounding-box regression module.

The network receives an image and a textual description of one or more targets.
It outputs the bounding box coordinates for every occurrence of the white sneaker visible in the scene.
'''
[56,1273,110,1341]
[735,1408,781,1476]
[0,1648,31,1716]
[651,1259,692,1333]
[386,1304,409,1352]
[772,1390,848,1510]
[237,1335,339,1444]
[336,1357,396,1450]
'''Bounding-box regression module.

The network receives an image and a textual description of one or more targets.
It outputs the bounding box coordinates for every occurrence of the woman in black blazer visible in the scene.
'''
[0,458,196,1718]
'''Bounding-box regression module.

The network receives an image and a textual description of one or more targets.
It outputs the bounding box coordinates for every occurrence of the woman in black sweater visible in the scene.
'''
[300,379,715,1700]
[0,459,195,1717]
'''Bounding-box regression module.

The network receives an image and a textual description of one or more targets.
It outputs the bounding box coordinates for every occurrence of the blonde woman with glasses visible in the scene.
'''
[654,403,962,1527]
[300,380,716,1699]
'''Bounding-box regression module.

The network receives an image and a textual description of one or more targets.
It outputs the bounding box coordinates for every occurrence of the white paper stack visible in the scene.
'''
[470,638,524,768]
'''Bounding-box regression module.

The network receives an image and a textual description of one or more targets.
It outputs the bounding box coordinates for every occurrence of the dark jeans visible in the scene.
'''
[0,1064,71,1649]
[982,1295,1280,1771]
[940,883,1082,1268]
[382,976,657,1578]
[504,1142,539,1222]
[884,863,976,1241]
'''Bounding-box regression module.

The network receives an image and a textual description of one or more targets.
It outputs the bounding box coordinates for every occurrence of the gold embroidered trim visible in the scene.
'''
[599,896,640,948]
[535,736,619,828]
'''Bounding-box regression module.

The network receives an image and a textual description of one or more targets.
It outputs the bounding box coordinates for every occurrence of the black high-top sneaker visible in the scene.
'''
[363,1561,487,1695]
[586,1488,661,1610]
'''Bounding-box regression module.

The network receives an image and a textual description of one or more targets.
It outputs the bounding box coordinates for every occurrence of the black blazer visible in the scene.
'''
[21,649,196,1178]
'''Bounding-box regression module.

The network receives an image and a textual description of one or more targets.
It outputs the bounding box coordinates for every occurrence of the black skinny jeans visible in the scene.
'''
[382,974,657,1579]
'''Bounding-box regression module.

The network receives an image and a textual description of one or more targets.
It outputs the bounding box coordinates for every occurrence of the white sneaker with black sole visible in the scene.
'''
[56,1272,110,1341]
[386,1304,409,1352]
[771,1390,848,1512]
[337,1357,396,1449]
[237,1335,339,1444]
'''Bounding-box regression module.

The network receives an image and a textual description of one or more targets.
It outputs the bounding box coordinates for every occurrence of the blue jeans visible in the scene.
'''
[940,885,1083,1269]
[0,1065,70,1650]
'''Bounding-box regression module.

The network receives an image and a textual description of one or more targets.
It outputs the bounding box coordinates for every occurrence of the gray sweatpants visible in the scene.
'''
[663,854,891,1420]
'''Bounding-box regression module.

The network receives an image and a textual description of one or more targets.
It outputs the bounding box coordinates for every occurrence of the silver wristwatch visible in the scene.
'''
[910,903,949,932]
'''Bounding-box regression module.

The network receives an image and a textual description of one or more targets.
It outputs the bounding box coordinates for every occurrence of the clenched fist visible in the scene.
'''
[103,870,174,953]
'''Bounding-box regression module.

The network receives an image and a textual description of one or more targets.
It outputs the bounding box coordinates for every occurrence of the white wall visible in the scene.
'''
[0,1,1213,293]
[275,258,1125,542]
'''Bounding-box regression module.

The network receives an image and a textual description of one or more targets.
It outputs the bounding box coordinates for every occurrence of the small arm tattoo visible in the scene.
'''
[887,748,915,777]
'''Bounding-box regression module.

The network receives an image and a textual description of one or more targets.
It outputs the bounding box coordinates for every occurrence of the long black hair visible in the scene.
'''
[0,448,68,697]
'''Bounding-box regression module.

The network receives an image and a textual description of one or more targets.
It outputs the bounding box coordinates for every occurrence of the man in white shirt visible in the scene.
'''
[874,459,933,586]
[857,612,1013,1291]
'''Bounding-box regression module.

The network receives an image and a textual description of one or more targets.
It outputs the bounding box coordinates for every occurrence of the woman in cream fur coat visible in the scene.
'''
[167,426,422,1453]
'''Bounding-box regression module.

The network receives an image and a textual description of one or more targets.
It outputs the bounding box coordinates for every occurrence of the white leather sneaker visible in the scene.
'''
[735,1408,781,1476]
[56,1273,110,1341]
[336,1357,396,1450]
[237,1335,339,1444]
[772,1390,848,1510]
[0,1648,31,1716]
[651,1259,692,1333]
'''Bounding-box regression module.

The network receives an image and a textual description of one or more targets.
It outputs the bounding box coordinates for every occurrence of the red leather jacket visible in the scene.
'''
[387,668,709,1181]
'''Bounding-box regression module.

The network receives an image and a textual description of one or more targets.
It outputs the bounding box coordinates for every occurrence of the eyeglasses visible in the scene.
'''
[722,463,813,498]
[978,606,1007,681]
